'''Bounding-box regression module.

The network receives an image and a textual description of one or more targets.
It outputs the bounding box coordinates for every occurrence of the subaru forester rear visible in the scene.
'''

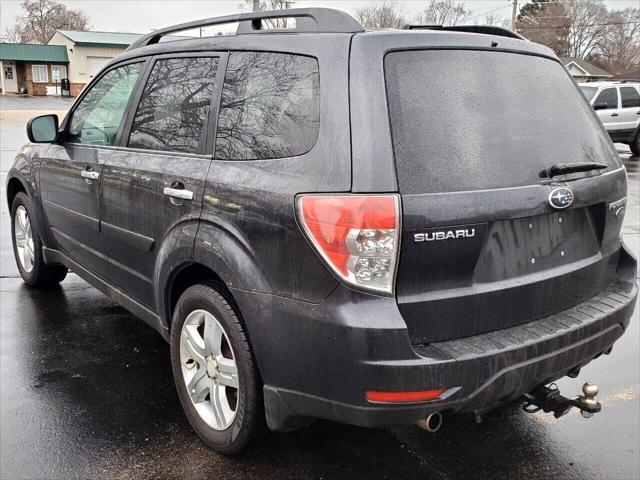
[8,8,637,455]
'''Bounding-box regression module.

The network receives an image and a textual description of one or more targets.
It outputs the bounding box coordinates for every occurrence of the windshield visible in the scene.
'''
[580,86,598,101]
[384,50,618,194]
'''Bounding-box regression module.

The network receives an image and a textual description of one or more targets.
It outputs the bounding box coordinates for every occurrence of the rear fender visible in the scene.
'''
[192,219,270,294]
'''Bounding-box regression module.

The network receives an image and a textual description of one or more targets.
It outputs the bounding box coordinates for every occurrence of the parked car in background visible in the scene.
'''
[579,81,640,155]
[7,8,638,455]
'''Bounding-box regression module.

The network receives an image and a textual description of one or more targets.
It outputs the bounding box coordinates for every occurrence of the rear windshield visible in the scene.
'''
[384,50,617,194]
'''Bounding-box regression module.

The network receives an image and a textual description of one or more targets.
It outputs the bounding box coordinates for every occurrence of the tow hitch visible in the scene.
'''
[522,382,601,419]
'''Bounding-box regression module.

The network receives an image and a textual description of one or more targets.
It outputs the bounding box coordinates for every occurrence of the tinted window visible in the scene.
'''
[594,88,618,109]
[215,52,320,160]
[69,62,142,146]
[620,87,640,108]
[385,50,617,194]
[128,56,219,153]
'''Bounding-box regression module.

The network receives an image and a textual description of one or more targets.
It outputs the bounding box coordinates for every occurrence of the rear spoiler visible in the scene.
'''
[403,24,527,41]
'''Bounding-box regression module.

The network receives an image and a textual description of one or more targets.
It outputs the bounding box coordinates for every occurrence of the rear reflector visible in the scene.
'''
[365,389,447,403]
[297,194,400,294]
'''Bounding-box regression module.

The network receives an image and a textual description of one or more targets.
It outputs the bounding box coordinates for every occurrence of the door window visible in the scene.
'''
[68,62,143,146]
[620,87,640,108]
[593,88,618,110]
[214,52,320,160]
[127,56,219,154]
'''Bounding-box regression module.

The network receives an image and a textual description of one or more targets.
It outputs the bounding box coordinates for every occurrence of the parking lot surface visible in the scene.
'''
[0,102,639,480]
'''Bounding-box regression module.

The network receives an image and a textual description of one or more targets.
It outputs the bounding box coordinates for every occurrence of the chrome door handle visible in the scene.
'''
[81,170,99,180]
[163,187,194,200]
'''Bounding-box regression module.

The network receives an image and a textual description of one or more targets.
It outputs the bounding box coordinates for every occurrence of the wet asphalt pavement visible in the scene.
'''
[0,99,639,480]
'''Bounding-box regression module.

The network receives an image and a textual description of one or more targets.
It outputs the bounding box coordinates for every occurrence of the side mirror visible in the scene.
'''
[26,114,59,143]
[593,102,608,111]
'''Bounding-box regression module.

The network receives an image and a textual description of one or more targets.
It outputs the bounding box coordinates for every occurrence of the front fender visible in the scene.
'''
[7,144,51,246]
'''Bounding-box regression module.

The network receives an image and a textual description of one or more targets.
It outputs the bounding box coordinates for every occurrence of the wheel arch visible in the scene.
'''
[165,262,238,328]
[6,176,27,210]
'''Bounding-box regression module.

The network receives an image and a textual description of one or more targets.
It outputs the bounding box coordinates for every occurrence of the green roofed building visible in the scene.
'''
[0,43,69,95]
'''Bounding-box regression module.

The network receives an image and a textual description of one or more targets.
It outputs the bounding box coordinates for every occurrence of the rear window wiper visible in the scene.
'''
[540,162,608,179]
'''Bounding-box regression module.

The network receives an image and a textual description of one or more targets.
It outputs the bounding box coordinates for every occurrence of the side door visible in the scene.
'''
[593,87,622,131]
[99,53,225,309]
[618,86,640,132]
[39,60,146,278]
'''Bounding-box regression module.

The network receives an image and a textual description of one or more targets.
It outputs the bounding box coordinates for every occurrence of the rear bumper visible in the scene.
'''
[264,278,636,430]
[251,244,637,431]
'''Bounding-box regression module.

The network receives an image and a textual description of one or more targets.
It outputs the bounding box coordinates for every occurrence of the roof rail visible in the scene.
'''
[127,8,364,50]
[403,24,526,41]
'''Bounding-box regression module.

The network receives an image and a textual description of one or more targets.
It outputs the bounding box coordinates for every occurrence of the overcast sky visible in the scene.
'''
[1,0,638,35]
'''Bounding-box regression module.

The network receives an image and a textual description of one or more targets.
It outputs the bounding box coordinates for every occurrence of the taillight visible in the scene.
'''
[297,194,401,294]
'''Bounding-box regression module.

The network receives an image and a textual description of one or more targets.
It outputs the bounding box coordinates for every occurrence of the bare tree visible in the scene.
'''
[517,0,611,59]
[564,0,609,58]
[517,0,571,55]
[476,13,510,28]
[239,0,295,27]
[3,0,89,44]
[592,8,640,78]
[1,25,23,43]
[355,1,407,29]
[415,0,470,26]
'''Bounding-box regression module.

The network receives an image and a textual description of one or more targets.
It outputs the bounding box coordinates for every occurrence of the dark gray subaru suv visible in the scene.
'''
[7,8,638,454]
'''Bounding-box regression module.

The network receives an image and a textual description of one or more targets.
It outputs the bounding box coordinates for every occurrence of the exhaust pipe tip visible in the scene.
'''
[416,412,443,433]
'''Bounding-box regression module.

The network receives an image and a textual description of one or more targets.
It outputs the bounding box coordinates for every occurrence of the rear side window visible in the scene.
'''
[620,87,640,108]
[594,88,618,109]
[384,50,618,194]
[214,52,320,160]
[128,56,219,154]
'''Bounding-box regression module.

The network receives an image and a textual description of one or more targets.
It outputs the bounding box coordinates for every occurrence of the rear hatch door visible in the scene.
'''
[383,48,627,344]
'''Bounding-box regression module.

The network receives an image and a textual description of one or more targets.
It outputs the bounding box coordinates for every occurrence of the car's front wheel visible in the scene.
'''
[170,283,266,455]
[11,192,67,287]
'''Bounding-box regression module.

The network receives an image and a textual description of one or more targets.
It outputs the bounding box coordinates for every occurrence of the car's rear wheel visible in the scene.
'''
[630,131,640,156]
[11,192,67,287]
[170,283,265,455]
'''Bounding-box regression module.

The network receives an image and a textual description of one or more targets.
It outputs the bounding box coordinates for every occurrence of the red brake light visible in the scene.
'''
[365,389,447,403]
[297,195,400,293]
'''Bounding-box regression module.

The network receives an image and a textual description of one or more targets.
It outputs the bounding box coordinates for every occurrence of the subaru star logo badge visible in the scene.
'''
[549,187,574,209]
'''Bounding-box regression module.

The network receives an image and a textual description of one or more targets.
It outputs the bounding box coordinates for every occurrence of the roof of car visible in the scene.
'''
[578,81,640,88]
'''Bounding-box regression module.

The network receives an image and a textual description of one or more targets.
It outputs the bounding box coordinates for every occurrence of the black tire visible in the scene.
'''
[170,283,266,455]
[10,192,67,287]
[630,131,640,156]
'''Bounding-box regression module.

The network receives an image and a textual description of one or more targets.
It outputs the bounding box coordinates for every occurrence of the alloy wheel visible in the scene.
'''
[14,206,34,273]
[180,309,239,430]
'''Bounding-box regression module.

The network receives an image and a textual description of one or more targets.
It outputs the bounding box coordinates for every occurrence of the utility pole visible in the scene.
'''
[253,0,261,12]
[511,0,518,31]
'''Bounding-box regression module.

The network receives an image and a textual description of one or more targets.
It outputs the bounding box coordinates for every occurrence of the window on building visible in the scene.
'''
[620,87,640,108]
[32,65,48,83]
[68,62,143,146]
[51,65,68,82]
[128,56,219,154]
[214,52,320,160]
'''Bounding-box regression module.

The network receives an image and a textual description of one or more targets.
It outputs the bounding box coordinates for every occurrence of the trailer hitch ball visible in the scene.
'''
[522,382,602,419]
[579,383,599,418]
